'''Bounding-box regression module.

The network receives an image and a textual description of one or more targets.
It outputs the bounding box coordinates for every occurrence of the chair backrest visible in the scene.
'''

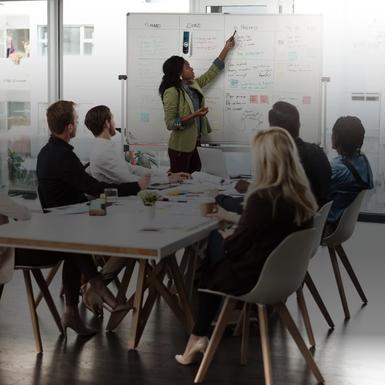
[239,228,317,305]
[310,201,333,258]
[322,190,366,247]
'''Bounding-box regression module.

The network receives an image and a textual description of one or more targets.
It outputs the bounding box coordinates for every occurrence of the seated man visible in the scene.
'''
[37,100,149,209]
[84,105,189,185]
[219,101,332,211]
[327,116,373,226]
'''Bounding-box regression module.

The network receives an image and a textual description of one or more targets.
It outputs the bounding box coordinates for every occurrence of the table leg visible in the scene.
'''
[128,260,147,350]
[106,259,137,331]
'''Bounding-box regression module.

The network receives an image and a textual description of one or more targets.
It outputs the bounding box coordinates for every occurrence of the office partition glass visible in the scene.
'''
[0,1,48,192]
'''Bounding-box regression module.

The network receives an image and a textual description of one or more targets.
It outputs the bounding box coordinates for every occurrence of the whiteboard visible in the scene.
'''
[126,13,322,145]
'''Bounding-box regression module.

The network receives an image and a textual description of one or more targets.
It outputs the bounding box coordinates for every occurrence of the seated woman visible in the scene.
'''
[327,116,373,229]
[175,127,317,365]
[0,194,129,336]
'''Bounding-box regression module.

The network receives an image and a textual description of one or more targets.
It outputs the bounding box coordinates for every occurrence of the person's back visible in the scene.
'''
[295,138,331,206]
[269,101,331,206]
[208,188,311,296]
[37,136,89,208]
[328,116,373,223]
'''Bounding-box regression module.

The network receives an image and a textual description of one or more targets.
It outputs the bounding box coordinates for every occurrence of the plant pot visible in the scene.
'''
[144,204,156,221]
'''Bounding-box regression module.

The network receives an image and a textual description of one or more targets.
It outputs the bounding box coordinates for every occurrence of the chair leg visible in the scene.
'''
[32,269,63,334]
[275,303,325,384]
[296,287,316,347]
[233,303,246,337]
[34,262,61,308]
[257,304,273,385]
[335,245,368,304]
[240,303,251,365]
[23,270,43,354]
[0,284,4,300]
[304,272,335,329]
[328,246,350,319]
[194,297,237,383]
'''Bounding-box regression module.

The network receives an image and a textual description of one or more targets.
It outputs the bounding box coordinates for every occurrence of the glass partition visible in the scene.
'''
[0,1,48,192]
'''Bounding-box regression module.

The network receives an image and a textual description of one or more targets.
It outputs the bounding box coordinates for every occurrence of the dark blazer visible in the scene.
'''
[37,136,140,208]
[203,188,312,296]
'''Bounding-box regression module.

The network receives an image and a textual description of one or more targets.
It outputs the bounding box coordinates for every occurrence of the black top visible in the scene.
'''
[37,136,140,208]
[295,137,331,206]
[203,188,312,296]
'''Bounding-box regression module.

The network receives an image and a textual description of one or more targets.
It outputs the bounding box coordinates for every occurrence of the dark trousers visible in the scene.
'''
[168,147,201,174]
[15,249,98,305]
[192,230,225,336]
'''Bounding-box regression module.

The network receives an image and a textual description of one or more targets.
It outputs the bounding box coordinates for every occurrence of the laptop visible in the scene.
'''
[198,147,229,179]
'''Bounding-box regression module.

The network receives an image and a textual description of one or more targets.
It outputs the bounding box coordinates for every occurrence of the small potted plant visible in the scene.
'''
[138,190,160,220]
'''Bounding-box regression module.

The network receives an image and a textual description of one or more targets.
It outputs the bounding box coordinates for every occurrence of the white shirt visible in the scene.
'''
[89,138,168,184]
[0,194,31,284]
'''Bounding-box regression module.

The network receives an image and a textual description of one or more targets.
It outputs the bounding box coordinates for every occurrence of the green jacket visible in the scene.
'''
[162,61,223,153]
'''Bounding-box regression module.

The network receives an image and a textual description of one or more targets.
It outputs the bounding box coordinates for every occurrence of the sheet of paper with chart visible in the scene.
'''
[126,13,322,145]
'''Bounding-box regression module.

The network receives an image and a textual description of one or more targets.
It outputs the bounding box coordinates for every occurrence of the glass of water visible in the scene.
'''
[104,188,118,204]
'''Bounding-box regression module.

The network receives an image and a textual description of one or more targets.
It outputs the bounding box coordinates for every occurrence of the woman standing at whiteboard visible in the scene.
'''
[159,35,235,173]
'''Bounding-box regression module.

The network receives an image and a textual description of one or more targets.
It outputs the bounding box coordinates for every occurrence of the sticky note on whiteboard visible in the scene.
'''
[249,95,259,104]
[140,112,150,122]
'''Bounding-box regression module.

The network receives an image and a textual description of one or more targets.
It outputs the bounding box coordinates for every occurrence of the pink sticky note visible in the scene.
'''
[249,95,258,104]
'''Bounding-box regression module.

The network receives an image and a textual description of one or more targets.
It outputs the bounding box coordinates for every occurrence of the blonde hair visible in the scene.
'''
[245,127,317,225]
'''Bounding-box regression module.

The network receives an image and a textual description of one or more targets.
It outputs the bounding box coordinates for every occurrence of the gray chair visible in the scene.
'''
[14,264,64,354]
[235,204,334,351]
[194,228,324,385]
[300,201,335,341]
[321,190,368,319]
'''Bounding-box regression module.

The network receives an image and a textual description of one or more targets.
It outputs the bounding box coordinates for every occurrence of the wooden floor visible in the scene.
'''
[1,222,384,385]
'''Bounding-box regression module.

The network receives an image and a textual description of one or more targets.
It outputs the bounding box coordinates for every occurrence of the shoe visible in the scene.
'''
[82,284,104,318]
[175,337,209,365]
[61,313,98,338]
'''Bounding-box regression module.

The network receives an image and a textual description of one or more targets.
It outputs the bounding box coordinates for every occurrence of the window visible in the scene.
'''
[38,25,94,56]
[7,101,31,131]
